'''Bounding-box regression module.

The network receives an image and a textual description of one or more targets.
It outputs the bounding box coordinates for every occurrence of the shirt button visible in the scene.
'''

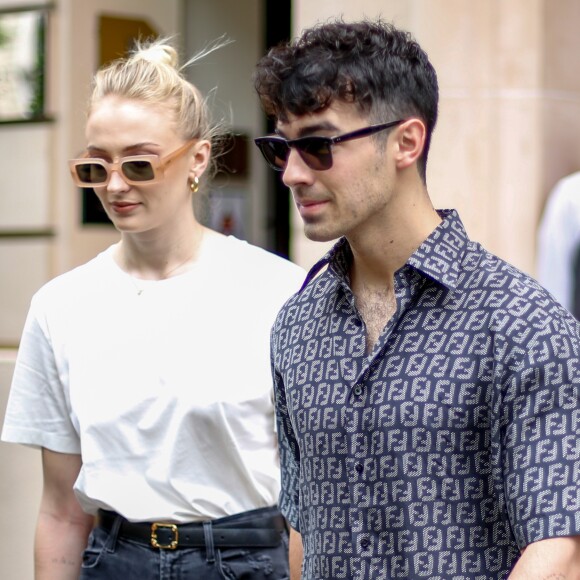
[355,463,363,473]
[353,318,362,327]
[360,538,370,549]
[353,385,363,396]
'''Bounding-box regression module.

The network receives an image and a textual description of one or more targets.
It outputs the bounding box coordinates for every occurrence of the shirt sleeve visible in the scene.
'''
[1,295,81,453]
[271,325,301,531]
[499,308,580,548]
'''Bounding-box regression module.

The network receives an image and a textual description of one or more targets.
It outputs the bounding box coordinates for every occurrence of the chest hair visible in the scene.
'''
[355,285,397,354]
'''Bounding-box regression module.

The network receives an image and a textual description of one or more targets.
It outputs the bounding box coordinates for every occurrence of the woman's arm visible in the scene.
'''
[35,448,94,580]
[509,536,580,579]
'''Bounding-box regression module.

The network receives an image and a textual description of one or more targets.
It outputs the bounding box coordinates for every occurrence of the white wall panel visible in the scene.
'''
[0,125,53,228]
[0,239,51,345]
[0,353,41,580]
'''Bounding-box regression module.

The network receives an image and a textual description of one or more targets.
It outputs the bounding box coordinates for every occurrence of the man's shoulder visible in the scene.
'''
[463,241,541,291]
[460,242,579,335]
[273,265,337,324]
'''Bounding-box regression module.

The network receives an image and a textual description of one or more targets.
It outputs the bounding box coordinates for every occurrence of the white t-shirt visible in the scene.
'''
[2,234,305,522]
[537,171,580,313]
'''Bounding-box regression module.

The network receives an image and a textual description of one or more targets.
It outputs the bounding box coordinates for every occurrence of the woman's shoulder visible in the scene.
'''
[32,245,118,304]
[206,232,305,276]
[202,233,305,301]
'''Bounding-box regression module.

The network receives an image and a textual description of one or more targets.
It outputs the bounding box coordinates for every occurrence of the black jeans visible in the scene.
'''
[80,506,289,580]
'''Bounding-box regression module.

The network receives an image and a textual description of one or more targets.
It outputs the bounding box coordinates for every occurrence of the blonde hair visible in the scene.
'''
[89,36,230,182]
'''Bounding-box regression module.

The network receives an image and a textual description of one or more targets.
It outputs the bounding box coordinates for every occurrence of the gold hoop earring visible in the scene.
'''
[190,176,199,193]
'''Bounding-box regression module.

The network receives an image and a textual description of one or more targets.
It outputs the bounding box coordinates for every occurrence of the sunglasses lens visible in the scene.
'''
[75,163,108,185]
[257,140,288,171]
[122,160,155,182]
[255,136,333,171]
[297,138,332,170]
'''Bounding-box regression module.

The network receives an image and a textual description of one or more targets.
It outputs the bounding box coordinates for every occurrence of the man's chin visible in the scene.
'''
[303,225,340,243]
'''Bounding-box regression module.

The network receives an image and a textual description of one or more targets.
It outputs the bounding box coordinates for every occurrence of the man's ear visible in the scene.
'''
[394,118,426,171]
[189,139,211,182]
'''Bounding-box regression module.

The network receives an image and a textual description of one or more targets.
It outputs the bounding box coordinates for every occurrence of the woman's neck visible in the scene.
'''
[116,220,209,281]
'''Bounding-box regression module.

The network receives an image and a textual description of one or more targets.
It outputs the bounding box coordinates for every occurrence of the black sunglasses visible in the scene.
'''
[254,119,404,171]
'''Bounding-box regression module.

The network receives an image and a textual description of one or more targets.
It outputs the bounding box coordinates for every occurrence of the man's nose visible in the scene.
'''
[282,148,314,188]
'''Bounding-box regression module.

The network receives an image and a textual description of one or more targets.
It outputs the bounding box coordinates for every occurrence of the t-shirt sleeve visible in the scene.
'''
[1,295,80,453]
[499,310,580,548]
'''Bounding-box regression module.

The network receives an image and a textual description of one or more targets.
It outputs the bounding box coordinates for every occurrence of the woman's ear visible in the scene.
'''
[394,118,426,171]
[189,139,211,182]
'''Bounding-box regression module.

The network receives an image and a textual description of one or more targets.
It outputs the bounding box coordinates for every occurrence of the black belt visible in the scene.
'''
[98,509,285,550]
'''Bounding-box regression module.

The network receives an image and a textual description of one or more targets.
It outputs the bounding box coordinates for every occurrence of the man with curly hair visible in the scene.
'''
[253,18,580,580]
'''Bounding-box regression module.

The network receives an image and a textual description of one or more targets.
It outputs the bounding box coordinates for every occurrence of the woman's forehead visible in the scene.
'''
[89,95,175,122]
[86,96,178,147]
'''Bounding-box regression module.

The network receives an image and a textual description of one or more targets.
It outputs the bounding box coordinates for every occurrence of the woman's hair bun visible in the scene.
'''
[133,39,179,68]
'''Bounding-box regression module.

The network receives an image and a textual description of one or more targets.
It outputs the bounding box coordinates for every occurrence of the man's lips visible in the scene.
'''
[296,198,329,217]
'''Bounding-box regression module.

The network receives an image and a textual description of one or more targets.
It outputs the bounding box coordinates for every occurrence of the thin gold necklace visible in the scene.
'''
[126,243,203,296]
[128,252,196,295]
[122,229,205,296]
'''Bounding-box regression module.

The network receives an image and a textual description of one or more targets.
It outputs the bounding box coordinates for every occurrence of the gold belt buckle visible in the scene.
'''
[151,522,179,549]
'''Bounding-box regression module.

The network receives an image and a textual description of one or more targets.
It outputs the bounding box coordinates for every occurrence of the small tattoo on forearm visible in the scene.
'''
[51,556,76,566]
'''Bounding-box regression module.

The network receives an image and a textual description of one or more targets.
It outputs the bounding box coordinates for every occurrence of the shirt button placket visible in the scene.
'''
[349,377,371,574]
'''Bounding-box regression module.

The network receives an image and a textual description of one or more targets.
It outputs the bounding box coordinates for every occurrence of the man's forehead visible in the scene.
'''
[275,103,368,137]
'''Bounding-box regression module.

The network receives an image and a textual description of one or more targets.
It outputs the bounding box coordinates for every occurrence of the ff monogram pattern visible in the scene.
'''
[272,210,580,579]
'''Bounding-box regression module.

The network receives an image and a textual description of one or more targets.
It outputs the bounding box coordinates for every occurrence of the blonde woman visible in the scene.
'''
[2,38,304,579]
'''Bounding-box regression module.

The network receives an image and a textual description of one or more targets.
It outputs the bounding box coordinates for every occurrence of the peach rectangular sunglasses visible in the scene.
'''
[69,139,196,187]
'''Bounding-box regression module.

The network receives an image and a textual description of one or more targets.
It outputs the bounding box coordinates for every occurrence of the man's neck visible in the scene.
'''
[348,202,442,289]
[347,201,442,354]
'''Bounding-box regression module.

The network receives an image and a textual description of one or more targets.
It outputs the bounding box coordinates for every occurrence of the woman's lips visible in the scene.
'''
[110,201,140,214]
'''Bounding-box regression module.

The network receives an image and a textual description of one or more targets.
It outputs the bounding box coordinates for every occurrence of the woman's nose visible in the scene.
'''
[106,169,130,192]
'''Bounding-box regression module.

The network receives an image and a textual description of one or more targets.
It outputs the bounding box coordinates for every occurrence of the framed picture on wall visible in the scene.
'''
[99,14,158,66]
[0,5,50,122]
[208,187,247,240]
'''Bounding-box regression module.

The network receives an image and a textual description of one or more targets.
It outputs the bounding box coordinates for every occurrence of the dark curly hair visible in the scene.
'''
[253,19,439,180]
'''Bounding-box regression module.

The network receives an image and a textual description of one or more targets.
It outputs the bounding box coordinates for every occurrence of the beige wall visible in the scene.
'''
[0,355,40,579]
[291,0,580,274]
[0,0,54,346]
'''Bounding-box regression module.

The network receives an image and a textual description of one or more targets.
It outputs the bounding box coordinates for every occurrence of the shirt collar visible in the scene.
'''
[301,209,468,292]
[406,209,468,290]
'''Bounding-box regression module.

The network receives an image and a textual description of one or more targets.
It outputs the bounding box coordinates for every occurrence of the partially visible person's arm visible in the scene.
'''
[289,527,303,580]
[35,448,94,580]
[536,177,580,311]
[509,536,580,579]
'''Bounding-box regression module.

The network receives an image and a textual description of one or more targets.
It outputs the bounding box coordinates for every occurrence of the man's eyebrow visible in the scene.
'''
[276,122,340,139]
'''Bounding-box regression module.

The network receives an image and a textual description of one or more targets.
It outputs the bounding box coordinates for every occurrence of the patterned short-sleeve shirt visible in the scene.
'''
[271,210,580,580]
